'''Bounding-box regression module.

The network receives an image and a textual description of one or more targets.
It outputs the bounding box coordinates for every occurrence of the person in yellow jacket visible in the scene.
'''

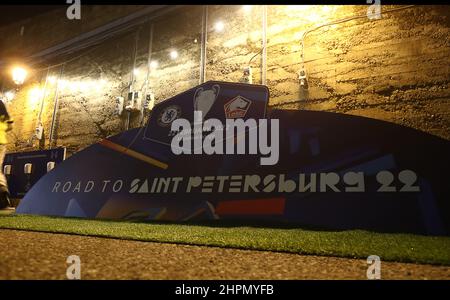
[0,97,13,209]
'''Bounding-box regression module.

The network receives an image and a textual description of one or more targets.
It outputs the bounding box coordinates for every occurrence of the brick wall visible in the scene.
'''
[1,5,449,156]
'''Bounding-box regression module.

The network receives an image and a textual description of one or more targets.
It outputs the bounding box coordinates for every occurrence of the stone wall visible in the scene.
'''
[0,5,145,57]
[1,5,449,156]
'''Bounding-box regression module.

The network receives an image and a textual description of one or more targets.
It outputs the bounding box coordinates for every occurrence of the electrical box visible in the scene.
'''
[144,92,155,111]
[116,96,124,115]
[24,163,33,175]
[241,66,253,84]
[47,161,55,172]
[3,165,11,176]
[126,91,141,112]
[35,123,44,140]
[299,69,308,90]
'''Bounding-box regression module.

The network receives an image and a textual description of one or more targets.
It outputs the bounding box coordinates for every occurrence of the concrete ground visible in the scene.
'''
[0,208,15,215]
[0,229,449,280]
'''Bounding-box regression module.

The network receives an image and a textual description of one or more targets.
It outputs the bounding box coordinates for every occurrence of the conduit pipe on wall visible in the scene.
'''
[199,5,208,85]
[140,21,155,126]
[248,5,268,85]
[145,22,155,93]
[261,5,268,86]
[37,67,50,124]
[130,28,141,93]
[49,64,65,148]
[29,66,51,146]
[125,27,141,131]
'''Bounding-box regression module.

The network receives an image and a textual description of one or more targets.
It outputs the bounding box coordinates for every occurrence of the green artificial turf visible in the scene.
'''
[0,214,449,266]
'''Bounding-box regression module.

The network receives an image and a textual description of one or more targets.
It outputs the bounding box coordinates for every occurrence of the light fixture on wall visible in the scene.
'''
[214,21,225,32]
[57,79,69,90]
[78,81,89,92]
[4,91,15,102]
[48,76,57,85]
[149,60,159,70]
[28,87,44,107]
[322,5,333,13]
[242,5,252,13]
[12,66,28,85]
[170,50,178,60]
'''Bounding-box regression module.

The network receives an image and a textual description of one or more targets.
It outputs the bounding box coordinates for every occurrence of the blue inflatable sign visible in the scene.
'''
[16,81,450,236]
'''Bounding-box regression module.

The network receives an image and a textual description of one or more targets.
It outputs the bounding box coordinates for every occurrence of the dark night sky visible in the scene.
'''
[0,5,62,27]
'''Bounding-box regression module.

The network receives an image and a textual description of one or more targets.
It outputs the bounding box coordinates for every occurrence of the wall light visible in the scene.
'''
[170,50,178,60]
[242,5,252,13]
[12,66,28,85]
[5,91,15,102]
[78,81,88,92]
[290,5,309,12]
[150,60,158,70]
[214,21,225,32]
[68,82,78,93]
[322,5,333,13]
[28,87,44,107]
[96,79,107,92]
[288,5,330,22]
[57,79,68,90]
[48,76,57,85]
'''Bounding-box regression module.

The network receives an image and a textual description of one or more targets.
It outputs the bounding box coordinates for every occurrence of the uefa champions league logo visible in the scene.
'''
[194,85,220,119]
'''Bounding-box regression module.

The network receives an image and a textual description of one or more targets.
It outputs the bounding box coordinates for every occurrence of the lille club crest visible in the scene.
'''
[224,96,252,119]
